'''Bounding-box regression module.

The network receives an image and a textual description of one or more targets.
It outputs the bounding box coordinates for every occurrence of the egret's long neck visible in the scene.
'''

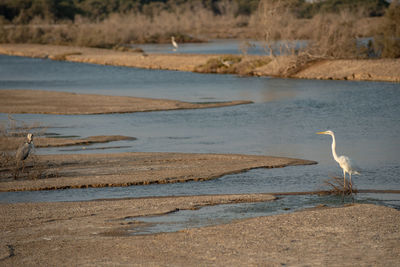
[330,134,339,162]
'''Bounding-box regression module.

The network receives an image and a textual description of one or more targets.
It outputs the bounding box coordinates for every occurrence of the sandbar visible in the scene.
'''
[0,89,252,115]
[0,152,316,191]
[1,43,399,82]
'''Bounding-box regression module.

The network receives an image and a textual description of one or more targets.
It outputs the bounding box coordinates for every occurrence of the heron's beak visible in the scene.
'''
[316,131,326,135]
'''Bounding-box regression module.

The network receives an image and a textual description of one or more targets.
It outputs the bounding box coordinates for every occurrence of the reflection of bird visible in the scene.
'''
[16,133,34,161]
[317,130,360,190]
[171,36,178,51]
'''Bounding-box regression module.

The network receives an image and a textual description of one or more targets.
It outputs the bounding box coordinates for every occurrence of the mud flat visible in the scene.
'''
[0,89,252,115]
[0,152,316,191]
[0,196,398,266]
[1,44,399,82]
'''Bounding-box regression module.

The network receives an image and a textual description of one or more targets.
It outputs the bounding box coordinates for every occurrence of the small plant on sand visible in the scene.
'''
[195,56,271,76]
[323,176,358,196]
[195,56,242,74]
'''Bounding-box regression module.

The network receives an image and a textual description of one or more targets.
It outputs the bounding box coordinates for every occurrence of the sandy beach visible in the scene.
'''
[1,43,399,82]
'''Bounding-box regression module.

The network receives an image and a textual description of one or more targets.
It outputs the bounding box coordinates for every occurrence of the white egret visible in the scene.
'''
[16,133,34,162]
[171,36,178,51]
[316,130,360,191]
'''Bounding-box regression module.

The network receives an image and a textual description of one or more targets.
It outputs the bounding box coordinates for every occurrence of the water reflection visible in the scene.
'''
[131,39,307,55]
[128,193,400,235]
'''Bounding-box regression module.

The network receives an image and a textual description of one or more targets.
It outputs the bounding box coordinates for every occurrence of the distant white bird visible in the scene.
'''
[317,130,360,190]
[16,133,34,162]
[171,36,178,51]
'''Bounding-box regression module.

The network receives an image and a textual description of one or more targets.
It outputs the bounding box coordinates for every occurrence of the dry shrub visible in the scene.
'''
[250,0,311,57]
[373,0,400,58]
[323,176,357,196]
[306,10,364,59]
[250,0,376,76]
[195,55,271,75]
[195,56,242,74]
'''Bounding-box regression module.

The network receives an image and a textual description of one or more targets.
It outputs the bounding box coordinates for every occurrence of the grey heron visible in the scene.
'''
[16,133,34,162]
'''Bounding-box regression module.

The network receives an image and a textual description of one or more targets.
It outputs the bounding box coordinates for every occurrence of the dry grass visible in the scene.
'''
[323,176,358,196]
[0,2,247,48]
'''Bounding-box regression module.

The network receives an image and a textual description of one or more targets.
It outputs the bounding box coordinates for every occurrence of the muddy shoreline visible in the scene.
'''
[0,196,398,265]
[1,44,399,82]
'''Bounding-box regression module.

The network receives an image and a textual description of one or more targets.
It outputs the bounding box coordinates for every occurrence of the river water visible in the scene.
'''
[130,39,306,55]
[1,54,399,233]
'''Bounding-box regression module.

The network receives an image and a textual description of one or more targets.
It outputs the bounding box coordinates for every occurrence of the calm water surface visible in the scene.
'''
[130,39,300,55]
[1,55,399,233]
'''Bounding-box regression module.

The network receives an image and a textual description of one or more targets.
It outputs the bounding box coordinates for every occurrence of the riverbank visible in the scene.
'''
[0,89,252,115]
[0,198,398,266]
[0,152,316,191]
[0,43,399,82]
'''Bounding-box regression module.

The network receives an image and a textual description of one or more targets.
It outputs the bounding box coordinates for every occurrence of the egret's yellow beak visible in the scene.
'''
[316,131,326,134]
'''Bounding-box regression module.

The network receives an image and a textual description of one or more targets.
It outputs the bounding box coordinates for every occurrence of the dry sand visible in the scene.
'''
[0,152,316,191]
[293,58,400,82]
[1,43,399,82]
[0,197,398,266]
[0,89,252,115]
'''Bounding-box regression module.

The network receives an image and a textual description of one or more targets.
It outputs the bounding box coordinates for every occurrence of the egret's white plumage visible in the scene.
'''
[317,130,360,189]
[171,36,178,51]
[16,133,33,161]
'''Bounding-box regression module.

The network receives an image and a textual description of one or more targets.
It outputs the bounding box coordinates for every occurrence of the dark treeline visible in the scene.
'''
[0,0,259,23]
[0,0,390,24]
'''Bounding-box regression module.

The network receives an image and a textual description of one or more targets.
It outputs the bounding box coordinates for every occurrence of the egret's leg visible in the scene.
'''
[343,170,346,189]
[349,173,353,194]
[342,170,346,200]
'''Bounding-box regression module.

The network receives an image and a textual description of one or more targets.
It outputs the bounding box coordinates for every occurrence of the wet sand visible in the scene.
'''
[0,152,316,191]
[0,89,252,115]
[0,197,398,266]
[1,43,399,82]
